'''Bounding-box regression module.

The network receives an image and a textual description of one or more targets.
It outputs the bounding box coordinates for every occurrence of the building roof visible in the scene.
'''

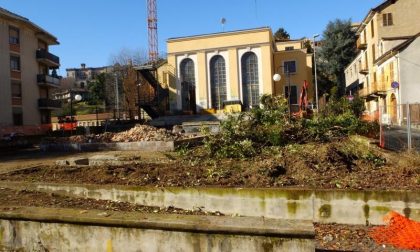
[356,0,398,34]
[66,66,112,71]
[167,27,271,42]
[0,7,59,45]
[375,32,420,65]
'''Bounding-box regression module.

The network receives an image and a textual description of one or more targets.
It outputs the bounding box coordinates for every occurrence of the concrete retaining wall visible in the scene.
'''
[2,182,417,226]
[0,207,314,252]
[40,141,175,152]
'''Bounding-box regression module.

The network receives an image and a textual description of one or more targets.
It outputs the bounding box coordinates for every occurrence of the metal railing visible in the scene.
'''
[37,74,60,87]
[36,49,60,65]
[38,98,62,109]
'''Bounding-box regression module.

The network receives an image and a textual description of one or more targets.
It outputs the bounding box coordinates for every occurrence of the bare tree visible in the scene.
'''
[109,47,148,66]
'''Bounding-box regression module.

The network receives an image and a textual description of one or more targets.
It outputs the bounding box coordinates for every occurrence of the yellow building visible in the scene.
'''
[345,0,420,121]
[0,7,60,135]
[164,27,313,114]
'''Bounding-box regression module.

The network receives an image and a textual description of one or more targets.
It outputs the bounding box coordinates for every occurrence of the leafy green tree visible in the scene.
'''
[87,73,106,105]
[317,19,357,97]
[274,27,290,40]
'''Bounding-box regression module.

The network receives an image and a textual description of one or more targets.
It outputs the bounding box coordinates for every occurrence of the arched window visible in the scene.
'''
[180,58,195,85]
[180,58,196,111]
[210,55,227,109]
[241,52,259,109]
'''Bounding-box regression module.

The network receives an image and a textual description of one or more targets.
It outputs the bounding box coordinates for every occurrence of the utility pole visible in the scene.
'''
[313,34,320,111]
[115,73,120,120]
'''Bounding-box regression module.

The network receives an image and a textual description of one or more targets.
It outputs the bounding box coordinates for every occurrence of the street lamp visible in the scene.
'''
[273,64,292,121]
[313,34,320,111]
[69,90,82,135]
[137,82,142,121]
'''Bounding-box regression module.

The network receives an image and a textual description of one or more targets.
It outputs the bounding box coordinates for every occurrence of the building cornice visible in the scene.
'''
[167,27,271,43]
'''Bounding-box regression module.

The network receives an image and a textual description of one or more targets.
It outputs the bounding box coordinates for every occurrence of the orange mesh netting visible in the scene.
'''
[369,211,420,250]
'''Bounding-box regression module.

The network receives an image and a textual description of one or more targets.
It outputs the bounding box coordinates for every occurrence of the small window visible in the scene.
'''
[9,26,19,44]
[284,61,297,73]
[285,46,294,51]
[10,56,20,71]
[372,44,376,61]
[285,85,298,105]
[371,20,375,38]
[11,82,22,98]
[383,13,393,26]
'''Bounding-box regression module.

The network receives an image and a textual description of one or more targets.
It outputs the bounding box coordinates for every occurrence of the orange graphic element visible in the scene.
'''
[369,211,420,250]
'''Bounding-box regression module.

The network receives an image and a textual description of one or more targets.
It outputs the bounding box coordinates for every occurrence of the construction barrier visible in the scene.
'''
[370,211,420,250]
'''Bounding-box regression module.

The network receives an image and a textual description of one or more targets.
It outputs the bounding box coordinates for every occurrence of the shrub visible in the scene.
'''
[203,95,374,158]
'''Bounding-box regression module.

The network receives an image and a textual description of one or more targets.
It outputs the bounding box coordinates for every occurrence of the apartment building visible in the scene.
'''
[0,7,60,135]
[345,0,420,121]
[164,27,313,114]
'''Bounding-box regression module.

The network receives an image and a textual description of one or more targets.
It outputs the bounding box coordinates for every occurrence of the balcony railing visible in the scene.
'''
[37,74,60,88]
[36,49,60,67]
[357,38,367,50]
[38,98,62,109]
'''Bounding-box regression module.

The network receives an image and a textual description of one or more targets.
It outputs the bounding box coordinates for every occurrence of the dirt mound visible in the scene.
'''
[43,125,194,144]
[111,125,178,142]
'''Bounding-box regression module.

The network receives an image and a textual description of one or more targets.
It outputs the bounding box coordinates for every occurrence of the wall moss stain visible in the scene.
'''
[0,225,3,244]
[262,241,273,252]
[403,207,411,218]
[318,204,331,218]
[363,204,370,220]
[287,202,298,215]
[372,206,390,214]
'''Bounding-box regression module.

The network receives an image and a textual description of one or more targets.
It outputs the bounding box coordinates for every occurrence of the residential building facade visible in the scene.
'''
[345,0,420,121]
[65,64,113,90]
[0,7,61,135]
[165,27,313,114]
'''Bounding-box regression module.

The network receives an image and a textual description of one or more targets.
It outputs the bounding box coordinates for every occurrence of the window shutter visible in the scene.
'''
[388,13,393,26]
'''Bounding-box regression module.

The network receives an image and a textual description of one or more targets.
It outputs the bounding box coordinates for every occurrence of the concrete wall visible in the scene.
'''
[0,207,314,252]
[40,141,175,152]
[4,182,418,226]
[399,37,420,104]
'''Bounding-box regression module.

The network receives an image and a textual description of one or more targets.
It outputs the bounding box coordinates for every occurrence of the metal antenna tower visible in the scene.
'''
[147,0,158,62]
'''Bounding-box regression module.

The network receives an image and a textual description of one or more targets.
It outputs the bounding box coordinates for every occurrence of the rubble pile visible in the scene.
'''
[42,125,196,144]
[110,125,178,142]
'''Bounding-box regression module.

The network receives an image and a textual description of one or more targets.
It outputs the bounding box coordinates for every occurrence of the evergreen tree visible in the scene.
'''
[274,27,290,40]
[317,19,357,97]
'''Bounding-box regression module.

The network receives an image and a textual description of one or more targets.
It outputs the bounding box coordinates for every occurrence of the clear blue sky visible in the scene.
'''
[1,0,383,74]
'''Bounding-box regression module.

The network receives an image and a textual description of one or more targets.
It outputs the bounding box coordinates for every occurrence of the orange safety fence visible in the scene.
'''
[369,211,420,250]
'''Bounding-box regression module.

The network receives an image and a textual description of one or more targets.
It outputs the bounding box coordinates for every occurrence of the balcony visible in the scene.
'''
[36,49,60,68]
[37,74,60,88]
[38,98,62,110]
[359,67,369,75]
[370,81,388,96]
[357,38,367,50]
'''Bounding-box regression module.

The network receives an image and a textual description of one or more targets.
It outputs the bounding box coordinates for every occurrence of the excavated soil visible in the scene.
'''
[1,140,419,190]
